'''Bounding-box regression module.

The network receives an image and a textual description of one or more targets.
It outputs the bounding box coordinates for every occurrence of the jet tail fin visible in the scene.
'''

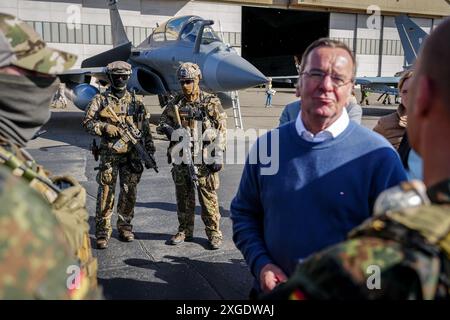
[108,0,130,47]
[395,15,428,67]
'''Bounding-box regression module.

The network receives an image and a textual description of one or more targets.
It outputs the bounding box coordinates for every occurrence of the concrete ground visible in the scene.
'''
[26,88,396,300]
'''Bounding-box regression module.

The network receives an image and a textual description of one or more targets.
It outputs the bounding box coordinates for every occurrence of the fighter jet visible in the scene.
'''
[354,15,428,96]
[61,0,267,122]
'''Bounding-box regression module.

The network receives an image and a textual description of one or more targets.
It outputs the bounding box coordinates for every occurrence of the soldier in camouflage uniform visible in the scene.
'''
[83,61,155,249]
[50,83,68,109]
[266,18,450,300]
[157,62,227,250]
[0,167,80,299]
[0,13,100,299]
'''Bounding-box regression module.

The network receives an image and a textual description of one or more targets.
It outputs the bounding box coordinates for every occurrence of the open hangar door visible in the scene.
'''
[242,6,329,86]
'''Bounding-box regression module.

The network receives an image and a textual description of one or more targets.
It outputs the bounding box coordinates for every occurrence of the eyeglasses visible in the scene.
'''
[300,70,353,88]
[180,79,194,85]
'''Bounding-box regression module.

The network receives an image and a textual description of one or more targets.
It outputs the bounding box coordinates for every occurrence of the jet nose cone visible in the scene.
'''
[203,54,268,92]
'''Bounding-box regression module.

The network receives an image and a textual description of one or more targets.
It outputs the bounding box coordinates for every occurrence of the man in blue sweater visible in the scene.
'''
[231,38,407,297]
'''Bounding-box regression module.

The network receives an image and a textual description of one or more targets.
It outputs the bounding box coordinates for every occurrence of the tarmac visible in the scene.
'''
[26,88,396,300]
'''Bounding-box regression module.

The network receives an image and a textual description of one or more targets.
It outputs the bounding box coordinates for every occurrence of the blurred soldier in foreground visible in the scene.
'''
[158,62,227,250]
[0,13,100,299]
[267,18,450,300]
[83,61,156,249]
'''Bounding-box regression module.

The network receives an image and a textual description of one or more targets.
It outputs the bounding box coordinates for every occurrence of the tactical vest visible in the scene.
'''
[98,91,146,154]
[350,180,450,299]
[170,93,219,164]
[0,144,99,297]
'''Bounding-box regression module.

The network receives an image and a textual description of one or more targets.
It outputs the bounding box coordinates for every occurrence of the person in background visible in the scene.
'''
[373,71,413,150]
[265,78,276,108]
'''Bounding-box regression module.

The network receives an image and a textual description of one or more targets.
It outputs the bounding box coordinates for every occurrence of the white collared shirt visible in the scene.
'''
[295,108,350,142]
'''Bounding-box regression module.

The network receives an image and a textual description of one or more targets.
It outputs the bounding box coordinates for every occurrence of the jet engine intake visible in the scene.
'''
[127,67,167,95]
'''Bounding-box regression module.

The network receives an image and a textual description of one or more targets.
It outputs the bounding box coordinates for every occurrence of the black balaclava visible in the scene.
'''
[0,73,59,147]
[109,74,129,99]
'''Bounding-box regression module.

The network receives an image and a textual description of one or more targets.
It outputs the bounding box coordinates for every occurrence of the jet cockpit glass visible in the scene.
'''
[165,16,186,41]
[180,21,222,44]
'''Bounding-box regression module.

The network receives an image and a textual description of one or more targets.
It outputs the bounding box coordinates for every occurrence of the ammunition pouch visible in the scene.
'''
[52,184,99,297]
[112,137,129,153]
[204,171,220,190]
[97,164,114,186]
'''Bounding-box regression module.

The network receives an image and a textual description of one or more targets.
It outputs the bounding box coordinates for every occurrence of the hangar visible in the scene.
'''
[1,0,449,77]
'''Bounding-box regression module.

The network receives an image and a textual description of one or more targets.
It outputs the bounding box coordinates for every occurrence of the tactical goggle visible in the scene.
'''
[180,79,194,85]
[111,74,130,80]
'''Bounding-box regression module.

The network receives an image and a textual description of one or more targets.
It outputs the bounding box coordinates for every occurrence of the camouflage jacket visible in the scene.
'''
[0,139,100,299]
[266,179,450,300]
[83,89,155,155]
[157,91,227,164]
[0,166,78,299]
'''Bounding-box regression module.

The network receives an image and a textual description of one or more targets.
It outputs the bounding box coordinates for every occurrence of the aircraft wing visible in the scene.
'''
[58,67,106,83]
[355,77,400,86]
[270,75,299,80]
[355,77,400,95]
[269,75,299,86]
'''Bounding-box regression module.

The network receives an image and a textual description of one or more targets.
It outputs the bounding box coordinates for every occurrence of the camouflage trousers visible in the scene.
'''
[171,164,222,240]
[95,150,142,239]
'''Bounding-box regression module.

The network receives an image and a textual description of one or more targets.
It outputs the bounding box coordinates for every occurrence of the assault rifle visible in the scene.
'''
[101,105,158,173]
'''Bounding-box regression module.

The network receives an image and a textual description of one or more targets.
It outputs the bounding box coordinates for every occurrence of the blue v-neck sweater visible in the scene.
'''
[231,121,407,284]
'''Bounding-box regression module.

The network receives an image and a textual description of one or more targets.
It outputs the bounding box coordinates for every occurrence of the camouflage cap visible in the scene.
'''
[0,13,77,74]
[106,61,132,75]
[177,62,202,81]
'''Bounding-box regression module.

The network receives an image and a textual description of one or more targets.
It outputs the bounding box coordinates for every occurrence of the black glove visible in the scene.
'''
[192,108,204,121]
[51,175,79,190]
[207,163,223,173]
[159,124,174,140]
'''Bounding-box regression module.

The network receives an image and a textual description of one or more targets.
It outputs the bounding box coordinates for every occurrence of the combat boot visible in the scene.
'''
[169,232,193,245]
[119,230,134,242]
[208,236,222,250]
[96,237,109,249]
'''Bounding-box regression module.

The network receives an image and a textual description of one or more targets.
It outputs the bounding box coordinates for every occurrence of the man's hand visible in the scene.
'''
[259,263,288,293]
[51,175,79,190]
[105,124,120,137]
[192,108,204,121]
[207,163,223,173]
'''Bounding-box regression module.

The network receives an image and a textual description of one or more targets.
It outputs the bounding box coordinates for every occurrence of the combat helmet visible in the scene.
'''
[106,61,132,75]
[177,62,202,81]
[106,61,131,90]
